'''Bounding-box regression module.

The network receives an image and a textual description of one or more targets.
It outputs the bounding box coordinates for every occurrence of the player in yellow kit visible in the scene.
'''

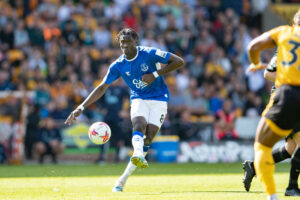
[243,53,300,196]
[246,9,300,200]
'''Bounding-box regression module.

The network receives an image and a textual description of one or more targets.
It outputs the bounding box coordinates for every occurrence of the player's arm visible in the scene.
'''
[79,82,109,109]
[264,70,276,82]
[142,53,184,84]
[65,82,109,125]
[156,53,184,76]
[246,32,276,74]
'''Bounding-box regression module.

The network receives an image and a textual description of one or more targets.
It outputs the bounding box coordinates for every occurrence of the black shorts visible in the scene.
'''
[270,85,276,95]
[286,124,300,140]
[264,84,300,136]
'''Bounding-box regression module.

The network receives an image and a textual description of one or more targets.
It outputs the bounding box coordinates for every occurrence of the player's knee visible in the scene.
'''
[132,117,147,133]
[132,122,147,133]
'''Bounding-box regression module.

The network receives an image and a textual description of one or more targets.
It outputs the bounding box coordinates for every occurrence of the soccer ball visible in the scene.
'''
[88,122,111,145]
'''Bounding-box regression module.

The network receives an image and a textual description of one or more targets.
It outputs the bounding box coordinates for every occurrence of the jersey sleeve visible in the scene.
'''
[103,63,120,85]
[149,48,171,64]
[269,25,289,45]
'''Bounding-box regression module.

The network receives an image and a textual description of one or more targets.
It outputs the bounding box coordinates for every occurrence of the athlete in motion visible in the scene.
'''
[246,9,300,200]
[64,28,184,192]
[243,53,300,196]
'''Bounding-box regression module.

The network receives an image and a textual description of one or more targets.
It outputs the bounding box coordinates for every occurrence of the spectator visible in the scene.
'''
[140,31,159,48]
[214,99,239,140]
[0,144,7,164]
[35,117,64,164]
[168,77,186,119]
[104,1,122,20]
[93,23,111,49]
[0,69,14,91]
[14,20,29,49]
[0,20,14,49]
[24,104,40,160]
[57,0,74,22]
[189,56,204,80]
[27,14,45,47]
[0,122,11,164]
[183,77,210,116]
[175,110,198,141]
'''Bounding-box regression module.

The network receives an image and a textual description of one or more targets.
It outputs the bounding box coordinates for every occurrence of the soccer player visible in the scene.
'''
[246,9,300,200]
[243,53,300,196]
[64,28,184,191]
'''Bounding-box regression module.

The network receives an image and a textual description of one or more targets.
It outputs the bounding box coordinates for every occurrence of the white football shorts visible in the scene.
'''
[130,99,168,128]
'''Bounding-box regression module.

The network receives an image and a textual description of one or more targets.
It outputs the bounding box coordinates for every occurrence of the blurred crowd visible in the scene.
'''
[0,0,282,163]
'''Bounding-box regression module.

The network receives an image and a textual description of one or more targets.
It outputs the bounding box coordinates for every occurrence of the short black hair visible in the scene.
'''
[116,28,139,43]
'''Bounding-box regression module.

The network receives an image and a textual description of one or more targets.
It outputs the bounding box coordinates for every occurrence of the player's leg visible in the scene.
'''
[143,99,167,157]
[130,116,149,168]
[256,85,300,199]
[285,132,300,196]
[131,100,167,167]
[112,116,147,192]
[112,100,166,192]
[243,138,295,191]
[143,124,160,152]
[131,117,147,156]
[112,99,149,192]
[254,117,283,200]
[112,124,160,192]
[243,86,296,193]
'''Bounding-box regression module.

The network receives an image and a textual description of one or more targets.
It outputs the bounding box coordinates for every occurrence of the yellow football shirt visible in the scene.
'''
[269,25,300,87]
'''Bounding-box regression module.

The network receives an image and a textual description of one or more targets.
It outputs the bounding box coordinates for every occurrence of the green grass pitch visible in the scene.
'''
[0,163,293,200]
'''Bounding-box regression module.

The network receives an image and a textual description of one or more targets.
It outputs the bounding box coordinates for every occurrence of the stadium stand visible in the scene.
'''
[0,0,297,163]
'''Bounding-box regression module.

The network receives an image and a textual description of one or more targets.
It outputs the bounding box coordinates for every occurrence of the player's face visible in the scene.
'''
[119,35,137,57]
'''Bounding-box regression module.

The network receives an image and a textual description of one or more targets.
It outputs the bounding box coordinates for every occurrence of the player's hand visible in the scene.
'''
[246,63,267,74]
[64,108,83,126]
[142,73,155,85]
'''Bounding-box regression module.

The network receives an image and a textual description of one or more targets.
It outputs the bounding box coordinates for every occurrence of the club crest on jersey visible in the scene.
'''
[141,63,149,72]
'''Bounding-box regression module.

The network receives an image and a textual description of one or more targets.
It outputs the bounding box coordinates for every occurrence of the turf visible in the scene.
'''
[0,163,293,200]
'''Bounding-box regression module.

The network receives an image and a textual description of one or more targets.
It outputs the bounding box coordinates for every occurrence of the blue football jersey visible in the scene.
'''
[103,46,171,102]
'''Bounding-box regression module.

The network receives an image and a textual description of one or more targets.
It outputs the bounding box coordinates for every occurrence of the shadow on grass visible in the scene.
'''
[0,162,290,178]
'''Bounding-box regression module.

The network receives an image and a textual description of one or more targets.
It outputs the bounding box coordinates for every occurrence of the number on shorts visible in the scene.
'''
[282,40,300,67]
[160,114,165,123]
